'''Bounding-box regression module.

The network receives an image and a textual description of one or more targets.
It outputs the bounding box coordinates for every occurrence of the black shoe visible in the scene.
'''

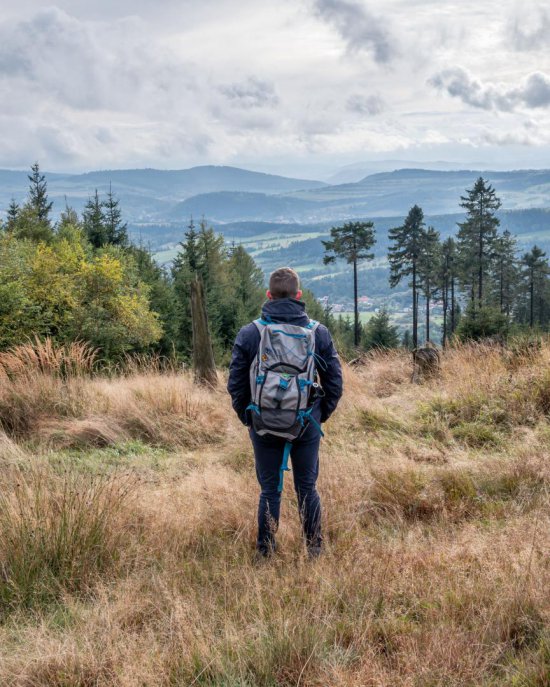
[307,545,322,560]
[253,548,273,565]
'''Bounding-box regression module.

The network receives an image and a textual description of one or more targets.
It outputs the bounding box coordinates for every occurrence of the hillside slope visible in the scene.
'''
[0,342,548,685]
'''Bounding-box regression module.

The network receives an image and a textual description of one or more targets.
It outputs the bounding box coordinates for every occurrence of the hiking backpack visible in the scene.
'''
[246,318,324,443]
[246,317,326,492]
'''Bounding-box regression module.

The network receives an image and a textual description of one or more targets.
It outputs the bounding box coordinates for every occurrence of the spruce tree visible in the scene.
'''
[322,221,376,347]
[521,246,548,328]
[129,245,179,356]
[456,177,501,311]
[227,244,264,313]
[492,230,519,319]
[27,162,53,225]
[417,226,441,343]
[103,183,128,246]
[363,309,400,350]
[82,190,107,248]
[388,204,426,349]
[172,218,200,356]
[58,200,81,231]
[6,199,20,231]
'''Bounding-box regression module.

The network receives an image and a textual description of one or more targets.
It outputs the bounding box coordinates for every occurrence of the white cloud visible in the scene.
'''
[508,2,550,50]
[0,1,549,173]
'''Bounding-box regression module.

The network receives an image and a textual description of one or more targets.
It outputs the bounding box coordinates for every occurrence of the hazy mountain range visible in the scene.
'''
[2,163,550,307]
[1,165,550,227]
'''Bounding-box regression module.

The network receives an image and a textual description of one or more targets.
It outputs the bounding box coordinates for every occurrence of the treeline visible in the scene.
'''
[389,177,550,346]
[321,177,550,353]
[0,163,279,362]
[3,164,548,363]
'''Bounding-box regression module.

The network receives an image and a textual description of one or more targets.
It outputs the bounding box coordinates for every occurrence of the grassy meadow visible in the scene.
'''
[0,340,548,686]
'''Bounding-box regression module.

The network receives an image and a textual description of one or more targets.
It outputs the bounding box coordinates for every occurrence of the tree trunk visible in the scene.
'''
[478,195,484,309]
[442,273,448,347]
[412,263,418,349]
[353,257,360,347]
[425,286,430,344]
[499,260,504,313]
[190,276,217,386]
[451,277,455,335]
[530,272,534,328]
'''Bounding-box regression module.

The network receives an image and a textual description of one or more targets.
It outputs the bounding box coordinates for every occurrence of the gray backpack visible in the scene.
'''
[247,318,323,442]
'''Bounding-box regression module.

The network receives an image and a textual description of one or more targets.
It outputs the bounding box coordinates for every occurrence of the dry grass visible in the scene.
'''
[0,340,226,449]
[0,341,548,686]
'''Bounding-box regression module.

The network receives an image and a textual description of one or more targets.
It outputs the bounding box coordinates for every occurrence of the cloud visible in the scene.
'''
[220,77,279,108]
[508,3,550,50]
[346,93,384,115]
[312,0,394,63]
[429,67,550,111]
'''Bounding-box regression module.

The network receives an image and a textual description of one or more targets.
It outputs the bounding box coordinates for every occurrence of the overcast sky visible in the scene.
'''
[1,0,549,177]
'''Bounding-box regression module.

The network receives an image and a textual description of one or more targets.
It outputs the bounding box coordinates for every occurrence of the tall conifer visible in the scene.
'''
[388,204,426,349]
[322,221,376,347]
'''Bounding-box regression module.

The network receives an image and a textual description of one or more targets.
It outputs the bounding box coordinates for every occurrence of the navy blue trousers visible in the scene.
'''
[249,423,322,554]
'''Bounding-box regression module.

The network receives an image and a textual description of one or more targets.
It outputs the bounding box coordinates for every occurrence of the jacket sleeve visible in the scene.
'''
[227,324,259,425]
[315,325,343,423]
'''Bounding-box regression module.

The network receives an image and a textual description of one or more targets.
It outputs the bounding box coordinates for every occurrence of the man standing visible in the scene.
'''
[227,267,343,558]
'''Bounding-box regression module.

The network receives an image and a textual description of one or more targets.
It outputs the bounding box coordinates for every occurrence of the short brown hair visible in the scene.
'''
[269,267,300,299]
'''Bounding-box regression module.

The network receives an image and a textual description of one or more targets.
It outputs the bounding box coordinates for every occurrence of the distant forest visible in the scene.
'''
[1,164,549,361]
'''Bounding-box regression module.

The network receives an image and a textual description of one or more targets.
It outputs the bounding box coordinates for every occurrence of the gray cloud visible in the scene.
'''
[509,3,550,50]
[0,1,549,173]
[312,0,394,63]
[346,93,384,115]
[0,7,199,112]
[430,67,550,111]
[220,77,279,108]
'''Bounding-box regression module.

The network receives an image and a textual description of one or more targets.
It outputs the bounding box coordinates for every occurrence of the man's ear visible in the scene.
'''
[296,289,303,300]
[266,289,272,300]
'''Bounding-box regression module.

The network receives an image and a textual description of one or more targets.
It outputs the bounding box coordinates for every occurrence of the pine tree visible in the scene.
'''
[322,221,376,347]
[456,177,501,311]
[82,190,107,248]
[103,183,128,246]
[363,309,400,350]
[402,329,413,350]
[521,246,548,328]
[417,226,441,343]
[27,162,53,225]
[388,205,426,349]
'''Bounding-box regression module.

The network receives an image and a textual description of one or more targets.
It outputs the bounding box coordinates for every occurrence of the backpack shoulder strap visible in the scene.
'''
[305,319,320,332]
[253,317,270,333]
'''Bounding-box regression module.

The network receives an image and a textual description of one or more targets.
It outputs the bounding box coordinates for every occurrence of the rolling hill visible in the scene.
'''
[0,165,327,223]
[171,169,550,223]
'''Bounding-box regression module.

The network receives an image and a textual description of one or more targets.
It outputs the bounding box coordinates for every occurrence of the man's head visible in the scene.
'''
[267,267,302,300]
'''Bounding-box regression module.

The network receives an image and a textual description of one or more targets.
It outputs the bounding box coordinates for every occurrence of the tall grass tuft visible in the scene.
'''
[0,465,134,616]
[0,337,98,380]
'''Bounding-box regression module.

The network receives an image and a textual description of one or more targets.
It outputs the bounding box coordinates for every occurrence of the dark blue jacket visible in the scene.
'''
[227,298,343,426]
